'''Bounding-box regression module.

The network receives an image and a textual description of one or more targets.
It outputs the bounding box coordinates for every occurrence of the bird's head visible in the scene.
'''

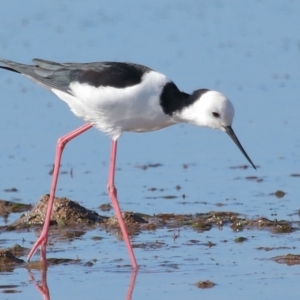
[176,90,256,169]
[178,90,234,129]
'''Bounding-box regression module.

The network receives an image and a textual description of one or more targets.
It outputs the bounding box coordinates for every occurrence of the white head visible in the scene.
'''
[175,90,256,169]
[177,90,234,130]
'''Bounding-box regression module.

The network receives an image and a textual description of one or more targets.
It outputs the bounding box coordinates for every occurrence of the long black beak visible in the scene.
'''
[225,126,256,170]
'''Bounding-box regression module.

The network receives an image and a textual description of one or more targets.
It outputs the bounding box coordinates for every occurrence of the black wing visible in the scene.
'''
[0,58,153,94]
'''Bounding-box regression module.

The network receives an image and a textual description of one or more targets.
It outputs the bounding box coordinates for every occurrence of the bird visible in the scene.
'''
[0,58,256,270]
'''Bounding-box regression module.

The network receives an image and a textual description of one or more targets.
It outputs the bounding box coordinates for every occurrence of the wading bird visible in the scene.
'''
[0,58,255,270]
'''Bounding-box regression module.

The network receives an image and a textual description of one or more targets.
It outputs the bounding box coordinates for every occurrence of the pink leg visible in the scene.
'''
[27,123,93,262]
[107,140,138,270]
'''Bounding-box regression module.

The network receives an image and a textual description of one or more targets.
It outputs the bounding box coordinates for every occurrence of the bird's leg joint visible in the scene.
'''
[107,183,117,196]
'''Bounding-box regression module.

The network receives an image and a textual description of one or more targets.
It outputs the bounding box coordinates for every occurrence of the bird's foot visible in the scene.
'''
[27,233,48,263]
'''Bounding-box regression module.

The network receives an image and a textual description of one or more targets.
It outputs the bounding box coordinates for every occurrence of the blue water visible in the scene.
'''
[1,1,300,299]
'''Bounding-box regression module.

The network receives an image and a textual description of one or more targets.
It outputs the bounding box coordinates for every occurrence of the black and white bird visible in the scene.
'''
[0,58,255,270]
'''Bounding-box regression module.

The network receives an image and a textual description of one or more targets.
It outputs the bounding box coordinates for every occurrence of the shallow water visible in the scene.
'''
[1,0,300,299]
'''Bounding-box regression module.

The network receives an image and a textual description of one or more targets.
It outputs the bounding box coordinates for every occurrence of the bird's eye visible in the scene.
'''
[212,112,220,118]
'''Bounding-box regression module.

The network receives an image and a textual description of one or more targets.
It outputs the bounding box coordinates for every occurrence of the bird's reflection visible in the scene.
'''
[28,263,50,300]
[126,269,138,300]
[28,262,138,300]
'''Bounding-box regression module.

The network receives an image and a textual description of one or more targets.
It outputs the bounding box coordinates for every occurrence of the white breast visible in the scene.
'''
[51,71,178,140]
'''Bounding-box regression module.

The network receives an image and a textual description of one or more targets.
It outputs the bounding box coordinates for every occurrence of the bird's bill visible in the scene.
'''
[225,126,256,170]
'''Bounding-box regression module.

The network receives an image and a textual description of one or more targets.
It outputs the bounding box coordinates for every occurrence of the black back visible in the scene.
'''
[69,62,150,88]
[0,59,152,93]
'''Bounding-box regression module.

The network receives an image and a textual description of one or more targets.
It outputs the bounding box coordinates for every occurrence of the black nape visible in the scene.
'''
[186,89,210,106]
[160,83,209,116]
[160,82,190,115]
